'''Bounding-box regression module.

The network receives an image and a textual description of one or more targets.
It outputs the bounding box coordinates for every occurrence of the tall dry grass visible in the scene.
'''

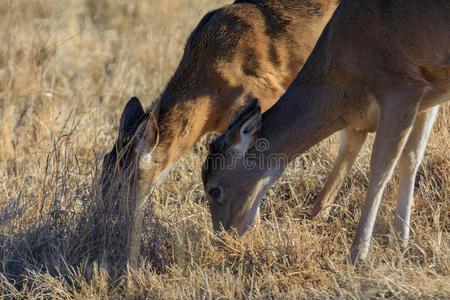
[0,0,449,298]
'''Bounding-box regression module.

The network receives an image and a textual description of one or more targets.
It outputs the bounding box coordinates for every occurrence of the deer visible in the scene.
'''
[202,0,450,264]
[101,0,339,267]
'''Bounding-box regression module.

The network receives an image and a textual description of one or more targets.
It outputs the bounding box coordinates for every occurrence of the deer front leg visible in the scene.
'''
[395,106,439,245]
[311,127,367,219]
[349,87,424,264]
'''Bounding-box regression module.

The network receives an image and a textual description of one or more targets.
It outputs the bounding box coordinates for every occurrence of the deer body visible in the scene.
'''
[102,0,338,266]
[203,0,450,264]
[152,0,337,170]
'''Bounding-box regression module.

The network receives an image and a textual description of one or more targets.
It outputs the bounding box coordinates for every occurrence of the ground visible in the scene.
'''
[0,0,449,298]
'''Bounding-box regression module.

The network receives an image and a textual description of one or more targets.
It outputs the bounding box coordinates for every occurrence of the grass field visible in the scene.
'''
[1,0,449,298]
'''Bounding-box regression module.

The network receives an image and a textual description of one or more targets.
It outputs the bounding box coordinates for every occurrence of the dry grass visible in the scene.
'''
[0,0,449,298]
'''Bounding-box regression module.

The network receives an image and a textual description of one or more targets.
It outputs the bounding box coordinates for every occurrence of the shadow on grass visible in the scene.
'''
[0,120,170,294]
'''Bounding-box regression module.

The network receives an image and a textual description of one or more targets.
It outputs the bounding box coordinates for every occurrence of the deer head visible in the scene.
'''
[101,97,159,205]
[202,99,284,235]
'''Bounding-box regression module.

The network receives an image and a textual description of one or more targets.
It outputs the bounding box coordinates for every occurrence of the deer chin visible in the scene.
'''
[235,194,262,236]
[231,174,279,236]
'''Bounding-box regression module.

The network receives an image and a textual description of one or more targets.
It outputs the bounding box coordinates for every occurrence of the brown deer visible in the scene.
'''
[101,0,338,266]
[202,0,450,264]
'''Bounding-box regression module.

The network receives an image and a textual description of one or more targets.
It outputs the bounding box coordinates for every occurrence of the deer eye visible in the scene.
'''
[208,187,225,205]
[208,187,221,199]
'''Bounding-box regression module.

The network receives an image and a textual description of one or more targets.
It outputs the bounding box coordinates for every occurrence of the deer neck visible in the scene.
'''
[261,78,348,162]
[140,84,214,185]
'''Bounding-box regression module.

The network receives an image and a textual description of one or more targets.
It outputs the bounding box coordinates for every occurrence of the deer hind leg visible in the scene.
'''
[349,86,424,264]
[311,127,367,220]
[395,106,439,245]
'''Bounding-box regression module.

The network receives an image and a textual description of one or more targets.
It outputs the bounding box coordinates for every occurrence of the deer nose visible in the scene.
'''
[208,187,222,201]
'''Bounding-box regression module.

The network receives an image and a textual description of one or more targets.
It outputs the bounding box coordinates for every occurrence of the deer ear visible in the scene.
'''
[119,97,145,137]
[225,99,262,154]
[133,118,158,157]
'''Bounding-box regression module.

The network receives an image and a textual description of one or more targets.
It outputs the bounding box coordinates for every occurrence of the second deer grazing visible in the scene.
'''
[202,0,450,264]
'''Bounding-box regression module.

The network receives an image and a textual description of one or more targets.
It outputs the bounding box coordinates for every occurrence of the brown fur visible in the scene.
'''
[155,0,337,164]
[203,0,450,264]
[101,0,338,266]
